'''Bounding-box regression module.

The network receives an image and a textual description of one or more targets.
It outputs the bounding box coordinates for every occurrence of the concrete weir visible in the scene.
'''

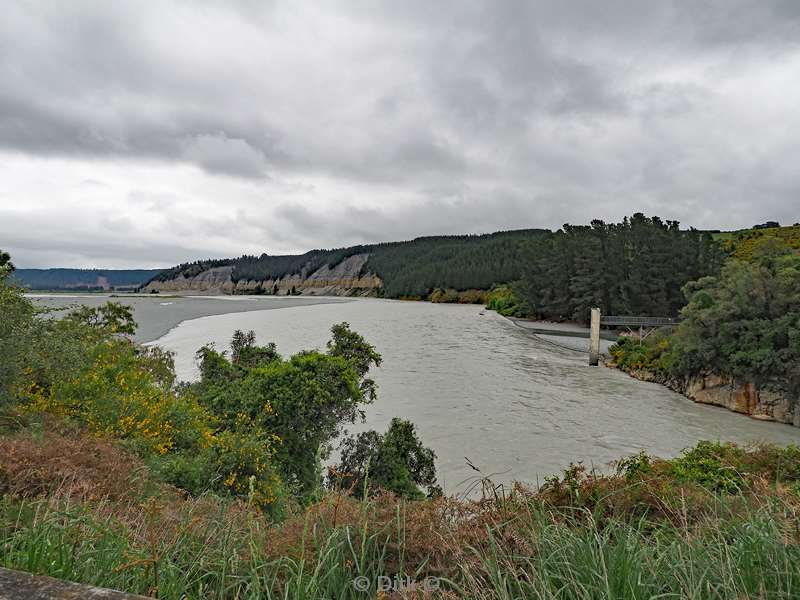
[0,568,152,600]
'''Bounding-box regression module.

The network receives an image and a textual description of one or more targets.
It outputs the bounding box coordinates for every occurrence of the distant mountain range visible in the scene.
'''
[11,269,163,291]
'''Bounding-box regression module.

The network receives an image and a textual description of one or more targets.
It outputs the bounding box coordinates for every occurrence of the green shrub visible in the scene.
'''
[193,324,382,500]
[668,441,746,493]
[18,333,214,456]
[330,417,440,500]
[485,285,528,317]
[669,242,800,391]
[609,330,674,376]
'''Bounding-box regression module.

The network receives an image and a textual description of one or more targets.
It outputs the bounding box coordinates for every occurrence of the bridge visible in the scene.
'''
[600,315,680,327]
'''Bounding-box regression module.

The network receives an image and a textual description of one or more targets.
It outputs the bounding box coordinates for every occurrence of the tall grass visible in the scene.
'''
[4,433,800,598]
[462,505,800,599]
[0,494,415,599]
[2,491,799,599]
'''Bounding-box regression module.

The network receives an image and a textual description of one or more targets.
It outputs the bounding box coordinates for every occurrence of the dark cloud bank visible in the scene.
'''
[1,1,799,267]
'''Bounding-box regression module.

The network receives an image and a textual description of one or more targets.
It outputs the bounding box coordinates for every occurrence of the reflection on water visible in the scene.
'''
[152,298,800,494]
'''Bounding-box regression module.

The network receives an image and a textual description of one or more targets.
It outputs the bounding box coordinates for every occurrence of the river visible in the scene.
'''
[140,296,800,495]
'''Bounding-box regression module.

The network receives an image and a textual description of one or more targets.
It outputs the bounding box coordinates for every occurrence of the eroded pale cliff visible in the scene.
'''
[143,266,235,294]
[143,254,382,296]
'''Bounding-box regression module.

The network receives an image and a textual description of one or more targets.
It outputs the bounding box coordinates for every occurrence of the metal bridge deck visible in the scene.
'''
[600,315,680,327]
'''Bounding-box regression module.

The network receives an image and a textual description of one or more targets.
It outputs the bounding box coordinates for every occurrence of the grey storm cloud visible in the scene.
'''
[1,1,799,267]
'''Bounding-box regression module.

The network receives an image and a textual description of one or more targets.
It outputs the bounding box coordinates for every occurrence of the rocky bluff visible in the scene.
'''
[143,254,382,296]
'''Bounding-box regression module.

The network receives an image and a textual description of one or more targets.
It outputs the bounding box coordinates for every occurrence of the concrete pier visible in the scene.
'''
[589,307,600,366]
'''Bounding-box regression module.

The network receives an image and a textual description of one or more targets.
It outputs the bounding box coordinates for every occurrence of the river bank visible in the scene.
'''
[27,293,350,343]
[28,290,488,343]
[611,363,800,428]
[511,319,800,428]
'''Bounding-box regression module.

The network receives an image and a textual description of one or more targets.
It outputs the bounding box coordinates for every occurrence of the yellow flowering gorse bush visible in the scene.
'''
[19,339,214,456]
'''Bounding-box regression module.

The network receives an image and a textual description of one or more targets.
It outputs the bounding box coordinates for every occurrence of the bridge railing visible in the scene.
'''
[600,315,680,327]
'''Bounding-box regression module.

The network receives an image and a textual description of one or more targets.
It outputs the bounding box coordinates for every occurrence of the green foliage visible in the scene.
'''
[363,230,547,297]
[0,260,287,511]
[465,506,800,600]
[0,275,35,404]
[609,331,674,376]
[668,240,800,392]
[615,450,652,481]
[232,248,362,283]
[150,258,233,282]
[151,217,723,313]
[17,324,213,457]
[516,213,723,323]
[193,324,382,499]
[609,237,800,400]
[717,224,800,261]
[0,249,14,273]
[331,418,440,500]
[230,329,281,368]
[429,288,486,304]
[66,301,138,335]
[485,285,527,317]
[327,322,382,399]
[4,440,800,599]
[668,441,745,493]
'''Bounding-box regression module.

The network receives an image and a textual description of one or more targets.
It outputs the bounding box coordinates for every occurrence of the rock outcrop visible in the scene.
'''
[622,367,799,427]
[684,373,799,426]
[143,254,382,296]
[143,266,235,294]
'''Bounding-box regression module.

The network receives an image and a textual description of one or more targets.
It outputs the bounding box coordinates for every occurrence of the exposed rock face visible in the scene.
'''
[684,374,799,426]
[144,266,235,294]
[143,254,382,296]
[622,367,799,427]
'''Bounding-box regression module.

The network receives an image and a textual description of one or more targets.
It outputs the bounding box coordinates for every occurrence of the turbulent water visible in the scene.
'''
[147,297,800,495]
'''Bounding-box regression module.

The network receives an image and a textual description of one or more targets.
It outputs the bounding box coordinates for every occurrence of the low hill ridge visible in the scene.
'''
[12,268,162,291]
[144,229,549,297]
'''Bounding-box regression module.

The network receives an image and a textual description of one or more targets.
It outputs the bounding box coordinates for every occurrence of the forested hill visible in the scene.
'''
[11,269,163,291]
[148,229,550,297]
[147,217,789,306]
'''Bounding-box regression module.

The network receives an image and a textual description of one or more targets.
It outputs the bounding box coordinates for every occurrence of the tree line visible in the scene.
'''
[148,215,723,319]
[11,268,161,290]
[610,235,799,399]
[515,213,723,323]
[366,230,547,297]
[157,230,549,297]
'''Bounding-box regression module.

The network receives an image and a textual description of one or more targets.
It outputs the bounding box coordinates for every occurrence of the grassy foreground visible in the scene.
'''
[2,422,800,599]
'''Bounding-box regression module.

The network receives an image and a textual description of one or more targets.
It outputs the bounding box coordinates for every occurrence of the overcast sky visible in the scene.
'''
[1,1,799,268]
